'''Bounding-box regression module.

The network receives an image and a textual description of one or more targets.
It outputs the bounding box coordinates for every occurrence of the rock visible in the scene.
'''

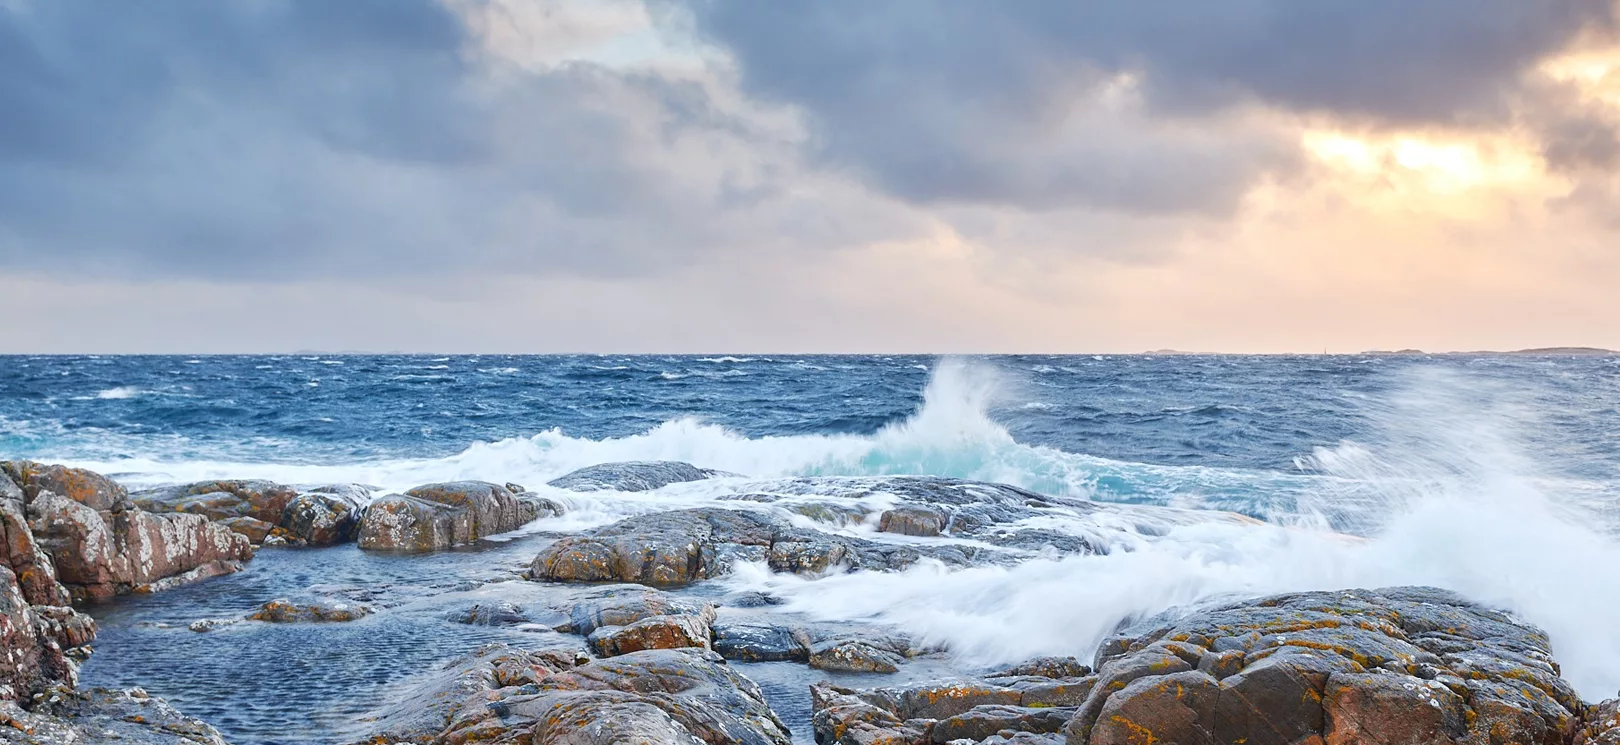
[187,618,236,633]
[989,657,1091,680]
[809,660,1103,744]
[26,489,253,601]
[0,470,218,742]
[0,486,70,608]
[356,481,557,552]
[359,645,791,745]
[218,515,277,543]
[132,559,245,594]
[247,598,372,623]
[547,461,731,492]
[0,473,95,706]
[527,507,995,586]
[930,704,1075,743]
[2,461,131,512]
[1576,698,1620,745]
[725,591,783,608]
[448,601,530,626]
[0,565,82,702]
[279,487,366,546]
[712,620,810,662]
[131,479,297,523]
[1065,586,1584,745]
[878,504,946,537]
[782,501,876,527]
[810,640,904,674]
[133,480,371,546]
[559,585,716,639]
[717,476,1254,555]
[587,614,712,657]
[0,687,229,744]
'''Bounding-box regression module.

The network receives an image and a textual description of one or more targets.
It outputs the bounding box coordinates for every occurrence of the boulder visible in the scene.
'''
[1065,586,1584,745]
[447,601,530,626]
[1,461,131,512]
[356,481,559,551]
[134,480,371,546]
[526,507,995,586]
[131,479,297,523]
[0,472,218,741]
[712,620,810,662]
[26,489,252,601]
[810,639,905,674]
[218,515,277,543]
[279,486,366,546]
[0,688,229,744]
[247,598,372,623]
[1577,698,1620,745]
[587,614,712,657]
[0,564,83,702]
[810,666,1098,745]
[358,645,792,745]
[878,504,946,537]
[0,485,70,608]
[548,461,731,492]
[931,704,1074,743]
[560,585,717,636]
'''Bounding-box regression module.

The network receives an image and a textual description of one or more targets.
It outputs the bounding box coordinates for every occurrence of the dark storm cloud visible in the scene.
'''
[0,0,867,280]
[679,0,1617,210]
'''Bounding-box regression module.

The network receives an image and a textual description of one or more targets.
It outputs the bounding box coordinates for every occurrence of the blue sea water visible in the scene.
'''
[4,353,1620,526]
[5,353,1620,743]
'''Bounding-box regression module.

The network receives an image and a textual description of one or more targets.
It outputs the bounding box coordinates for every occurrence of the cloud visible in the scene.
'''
[678,0,1616,211]
[0,0,924,282]
[2,0,1617,296]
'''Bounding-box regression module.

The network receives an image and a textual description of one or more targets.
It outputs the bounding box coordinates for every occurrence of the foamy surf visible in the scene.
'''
[35,357,1620,701]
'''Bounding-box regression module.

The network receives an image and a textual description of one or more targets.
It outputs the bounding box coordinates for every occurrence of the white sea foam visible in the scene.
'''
[42,360,1620,699]
[95,386,143,400]
[710,366,1620,699]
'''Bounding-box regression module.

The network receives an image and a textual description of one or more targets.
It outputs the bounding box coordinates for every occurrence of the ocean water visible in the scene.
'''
[5,353,1620,742]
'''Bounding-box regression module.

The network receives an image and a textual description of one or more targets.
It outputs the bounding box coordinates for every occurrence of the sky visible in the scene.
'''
[3,0,1620,353]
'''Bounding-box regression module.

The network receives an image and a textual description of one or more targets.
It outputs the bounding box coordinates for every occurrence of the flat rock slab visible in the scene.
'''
[547,461,734,492]
[357,481,558,551]
[0,688,228,745]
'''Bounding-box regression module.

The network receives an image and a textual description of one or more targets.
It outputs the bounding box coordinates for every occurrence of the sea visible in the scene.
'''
[3,353,1619,742]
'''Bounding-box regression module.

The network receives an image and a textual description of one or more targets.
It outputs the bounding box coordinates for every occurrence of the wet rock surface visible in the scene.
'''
[133,479,372,547]
[1068,586,1582,745]
[448,601,530,626]
[4,462,254,602]
[248,598,373,623]
[0,687,230,744]
[811,672,1087,745]
[809,639,906,674]
[527,506,998,586]
[132,480,299,525]
[713,620,811,663]
[356,481,558,552]
[358,644,792,745]
[8,464,1614,745]
[0,465,230,740]
[547,460,733,492]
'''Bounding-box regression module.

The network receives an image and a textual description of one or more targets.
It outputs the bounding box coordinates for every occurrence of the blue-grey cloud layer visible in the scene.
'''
[1,0,1614,280]
[682,0,1616,207]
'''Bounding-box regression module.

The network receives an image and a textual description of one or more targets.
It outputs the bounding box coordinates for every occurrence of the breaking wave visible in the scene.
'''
[37,358,1620,698]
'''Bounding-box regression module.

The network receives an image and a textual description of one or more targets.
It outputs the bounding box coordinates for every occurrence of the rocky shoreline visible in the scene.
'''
[3,458,1620,744]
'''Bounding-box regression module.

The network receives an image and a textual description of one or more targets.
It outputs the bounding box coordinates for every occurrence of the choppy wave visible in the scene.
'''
[21,356,1620,699]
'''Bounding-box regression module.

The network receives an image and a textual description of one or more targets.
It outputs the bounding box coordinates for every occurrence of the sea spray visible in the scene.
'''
[54,359,1321,515]
[718,365,1620,699]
